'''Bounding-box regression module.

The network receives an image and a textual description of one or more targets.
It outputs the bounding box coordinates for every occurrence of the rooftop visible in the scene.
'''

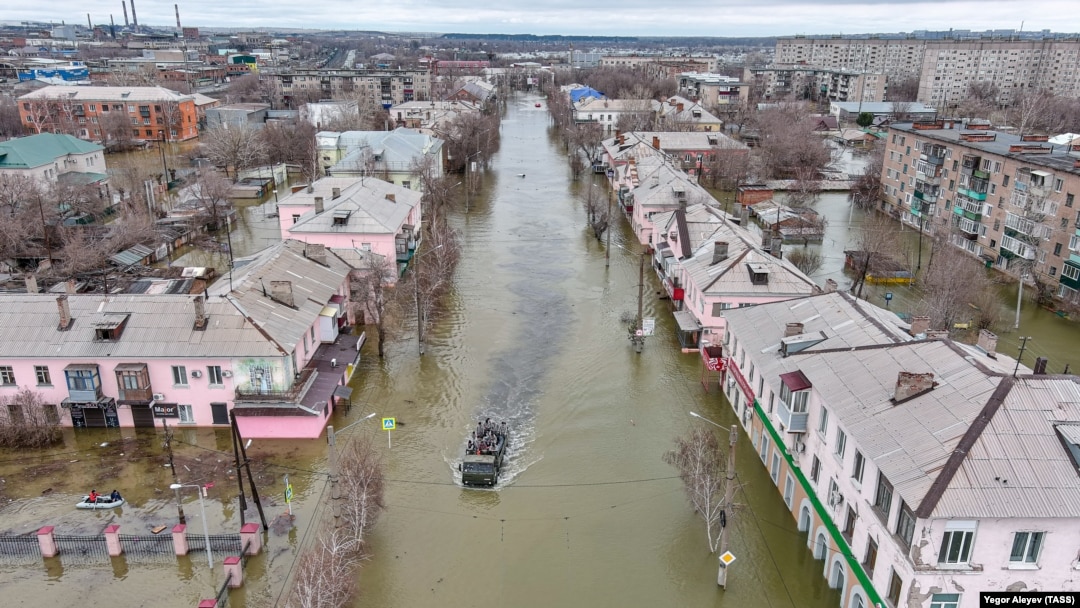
[0,133,102,170]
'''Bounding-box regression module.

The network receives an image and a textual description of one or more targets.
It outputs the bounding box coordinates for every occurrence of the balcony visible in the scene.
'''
[957,187,987,201]
[1000,235,1036,260]
[777,399,809,432]
[64,364,102,403]
[958,217,980,235]
[115,363,153,403]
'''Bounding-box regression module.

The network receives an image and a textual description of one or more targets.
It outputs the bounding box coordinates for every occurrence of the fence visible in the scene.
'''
[119,533,180,563]
[53,534,111,564]
[0,530,242,566]
[186,534,242,555]
[0,534,41,565]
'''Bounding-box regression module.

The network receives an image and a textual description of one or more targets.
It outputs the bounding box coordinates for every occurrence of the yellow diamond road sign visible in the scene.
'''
[719,551,736,566]
[382,417,396,431]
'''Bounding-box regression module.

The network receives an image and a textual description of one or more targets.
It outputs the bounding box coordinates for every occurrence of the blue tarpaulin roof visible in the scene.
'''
[570,87,603,103]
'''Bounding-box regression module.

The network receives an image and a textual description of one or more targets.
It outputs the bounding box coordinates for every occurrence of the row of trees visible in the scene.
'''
[0,389,63,448]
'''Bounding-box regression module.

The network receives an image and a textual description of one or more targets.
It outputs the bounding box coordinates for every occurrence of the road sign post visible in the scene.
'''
[382,417,396,449]
[284,474,293,516]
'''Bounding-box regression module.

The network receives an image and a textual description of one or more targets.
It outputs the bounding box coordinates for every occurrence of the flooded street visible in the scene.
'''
[3,93,1079,607]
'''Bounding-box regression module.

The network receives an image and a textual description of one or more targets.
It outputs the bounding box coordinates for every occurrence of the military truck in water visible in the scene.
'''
[460,419,508,487]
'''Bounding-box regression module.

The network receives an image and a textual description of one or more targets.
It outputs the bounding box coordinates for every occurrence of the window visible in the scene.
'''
[818,407,829,434]
[930,594,961,608]
[835,428,847,458]
[35,366,51,385]
[770,452,781,483]
[874,472,894,519]
[1009,531,1044,564]
[120,372,141,390]
[1055,243,1063,256]
[66,368,97,391]
[842,506,857,541]
[897,501,916,548]
[783,474,794,508]
[938,521,976,565]
[207,366,223,385]
[810,456,821,483]
[172,365,188,386]
[759,434,770,464]
[0,366,14,385]
[780,383,809,413]
[864,538,879,577]
[768,392,775,414]
[1067,193,1074,207]
[1055,178,1064,192]
[178,404,194,423]
[852,450,865,483]
[1003,175,1010,187]
[291,214,300,224]
[887,570,903,606]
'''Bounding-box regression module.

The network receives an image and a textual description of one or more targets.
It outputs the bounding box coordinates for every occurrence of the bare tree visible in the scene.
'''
[0,95,25,139]
[286,529,360,608]
[414,221,462,352]
[786,166,822,208]
[0,388,62,448]
[1011,88,1055,137]
[614,99,656,133]
[786,248,823,277]
[752,103,831,180]
[848,146,884,212]
[663,427,731,553]
[187,169,235,230]
[260,120,319,184]
[337,435,386,545]
[201,124,267,179]
[887,76,920,103]
[849,211,905,300]
[582,184,609,241]
[958,82,1000,120]
[226,74,271,105]
[350,253,399,358]
[917,233,1000,332]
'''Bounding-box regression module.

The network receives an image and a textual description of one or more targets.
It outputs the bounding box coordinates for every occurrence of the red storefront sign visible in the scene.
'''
[727,358,755,402]
[701,345,724,371]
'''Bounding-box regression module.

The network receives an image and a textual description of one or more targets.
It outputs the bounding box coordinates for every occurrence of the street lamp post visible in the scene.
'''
[413,244,444,355]
[327,412,376,523]
[465,151,482,214]
[169,483,212,568]
[689,411,738,588]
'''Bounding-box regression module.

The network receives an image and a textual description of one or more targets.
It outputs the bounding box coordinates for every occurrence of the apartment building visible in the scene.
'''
[774,36,1080,105]
[720,291,1080,608]
[743,66,888,103]
[880,120,1080,300]
[599,54,718,78]
[263,68,431,109]
[677,72,749,108]
[17,85,198,142]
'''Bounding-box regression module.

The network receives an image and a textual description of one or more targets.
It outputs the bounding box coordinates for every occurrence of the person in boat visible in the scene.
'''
[87,489,99,504]
[110,490,122,502]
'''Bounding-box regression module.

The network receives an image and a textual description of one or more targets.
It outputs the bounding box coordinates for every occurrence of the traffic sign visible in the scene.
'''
[719,551,736,566]
[285,483,293,503]
[382,417,396,431]
[642,317,656,336]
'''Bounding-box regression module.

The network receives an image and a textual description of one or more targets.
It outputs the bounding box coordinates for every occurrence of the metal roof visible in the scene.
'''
[287,179,421,236]
[0,133,102,169]
[110,244,155,268]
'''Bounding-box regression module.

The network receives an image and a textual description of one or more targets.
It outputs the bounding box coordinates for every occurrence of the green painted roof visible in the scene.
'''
[0,133,103,170]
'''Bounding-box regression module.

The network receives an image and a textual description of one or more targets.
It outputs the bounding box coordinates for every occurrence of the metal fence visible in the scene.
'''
[53,535,111,564]
[119,533,177,563]
[215,573,233,608]
[186,534,242,555]
[0,535,41,565]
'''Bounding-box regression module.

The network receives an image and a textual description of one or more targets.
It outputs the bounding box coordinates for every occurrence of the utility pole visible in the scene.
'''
[229,411,249,526]
[630,251,646,353]
[717,424,738,588]
[327,424,341,522]
[1014,273,1026,330]
[1013,336,1031,377]
[234,413,268,530]
[605,187,613,269]
[414,265,423,355]
[162,419,185,524]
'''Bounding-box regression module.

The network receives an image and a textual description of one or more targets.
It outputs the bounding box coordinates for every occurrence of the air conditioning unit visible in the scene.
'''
[152,393,165,401]
[222,370,233,378]
[191,370,203,379]
[828,490,844,507]
[793,440,806,454]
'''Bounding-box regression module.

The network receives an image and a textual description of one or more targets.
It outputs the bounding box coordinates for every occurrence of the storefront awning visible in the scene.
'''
[673,310,702,332]
[779,370,813,392]
[333,385,353,400]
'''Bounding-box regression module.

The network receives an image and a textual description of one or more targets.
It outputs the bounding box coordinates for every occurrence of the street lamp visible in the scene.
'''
[169,483,213,568]
[465,151,482,213]
[413,244,444,355]
[327,412,376,522]
[689,411,724,428]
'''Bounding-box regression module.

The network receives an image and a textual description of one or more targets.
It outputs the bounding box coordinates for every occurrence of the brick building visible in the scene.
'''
[17,85,198,143]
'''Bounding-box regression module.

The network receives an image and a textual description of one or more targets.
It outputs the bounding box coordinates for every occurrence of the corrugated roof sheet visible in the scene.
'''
[288,179,420,236]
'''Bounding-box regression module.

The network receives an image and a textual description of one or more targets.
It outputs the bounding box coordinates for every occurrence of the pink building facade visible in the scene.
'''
[0,241,361,439]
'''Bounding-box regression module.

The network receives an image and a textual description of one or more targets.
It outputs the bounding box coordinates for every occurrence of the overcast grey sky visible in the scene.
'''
[8,1,1078,38]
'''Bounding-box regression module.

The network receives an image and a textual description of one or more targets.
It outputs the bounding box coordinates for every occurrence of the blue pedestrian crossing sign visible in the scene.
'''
[382,417,396,431]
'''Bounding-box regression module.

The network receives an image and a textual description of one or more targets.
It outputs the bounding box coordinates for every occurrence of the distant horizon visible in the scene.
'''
[4,1,1080,39]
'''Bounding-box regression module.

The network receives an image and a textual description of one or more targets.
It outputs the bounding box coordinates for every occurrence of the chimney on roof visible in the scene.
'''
[825,278,838,293]
[893,371,935,403]
[910,315,930,337]
[770,235,783,259]
[677,103,684,112]
[784,322,804,338]
[712,241,729,264]
[652,136,661,150]
[740,204,750,226]
[976,329,998,358]
[385,193,396,202]
[305,243,328,265]
[332,187,341,199]
[615,129,621,140]
[314,196,324,214]
[65,279,77,294]
[270,280,295,307]
[25,275,38,294]
[193,295,208,331]
[57,295,73,330]
[1033,357,1049,375]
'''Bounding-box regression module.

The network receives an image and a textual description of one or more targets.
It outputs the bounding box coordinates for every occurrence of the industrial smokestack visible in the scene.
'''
[130,0,138,28]
[110,14,116,38]
[122,1,129,27]
[87,13,92,30]
[175,4,181,29]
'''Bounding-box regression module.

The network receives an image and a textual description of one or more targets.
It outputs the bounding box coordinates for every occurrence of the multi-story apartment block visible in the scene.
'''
[263,68,431,109]
[599,54,718,78]
[775,36,1080,105]
[719,291,1080,608]
[744,66,888,103]
[677,72,749,108]
[881,120,1080,300]
[17,85,198,142]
